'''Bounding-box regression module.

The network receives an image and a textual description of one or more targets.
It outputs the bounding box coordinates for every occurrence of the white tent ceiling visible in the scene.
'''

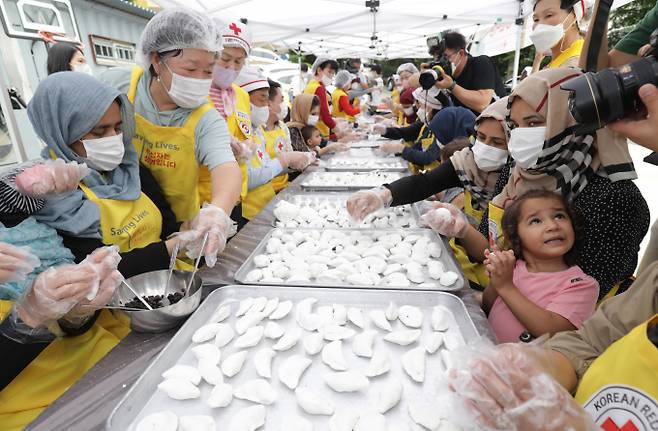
[153,0,637,59]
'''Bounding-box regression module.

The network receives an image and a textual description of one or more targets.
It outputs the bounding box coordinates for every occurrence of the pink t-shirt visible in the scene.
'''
[488,260,599,343]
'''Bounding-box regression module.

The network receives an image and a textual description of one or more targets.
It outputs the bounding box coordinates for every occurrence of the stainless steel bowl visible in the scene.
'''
[112,269,202,333]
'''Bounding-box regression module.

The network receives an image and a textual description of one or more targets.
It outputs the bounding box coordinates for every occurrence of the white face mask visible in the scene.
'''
[351,83,360,90]
[508,126,547,169]
[321,74,334,87]
[277,102,289,122]
[251,104,270,127]
[72,63,93,76]
[403,107,415,116]
[530,15,573,53]
[81,133,125,172]
[472,140,509,172]
[449,51,463,74]
[307,115,319,126]
[162,62,212,109]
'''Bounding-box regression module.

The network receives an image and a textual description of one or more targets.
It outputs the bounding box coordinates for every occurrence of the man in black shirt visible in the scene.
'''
[432,31,506,115]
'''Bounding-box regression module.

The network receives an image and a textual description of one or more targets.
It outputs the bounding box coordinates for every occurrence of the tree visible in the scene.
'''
[608,0,656,47]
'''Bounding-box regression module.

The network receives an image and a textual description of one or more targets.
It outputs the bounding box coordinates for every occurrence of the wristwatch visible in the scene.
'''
[447,81,457,92]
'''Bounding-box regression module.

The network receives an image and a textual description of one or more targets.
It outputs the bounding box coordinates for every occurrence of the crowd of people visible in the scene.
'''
[0,0,656,429]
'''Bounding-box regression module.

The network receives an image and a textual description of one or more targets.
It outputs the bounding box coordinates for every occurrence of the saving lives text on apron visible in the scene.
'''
[128,66,209,223]
[576,315,658,431]
[201,83,252,204]
[261,125,290,192]
[241,134,276,220]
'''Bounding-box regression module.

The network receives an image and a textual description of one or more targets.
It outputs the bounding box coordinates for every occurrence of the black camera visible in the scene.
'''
[419,58,453,90]
[561,28,658,135]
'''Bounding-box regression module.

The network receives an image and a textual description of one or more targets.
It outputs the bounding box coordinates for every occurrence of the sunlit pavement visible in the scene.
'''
[629,143,656,273]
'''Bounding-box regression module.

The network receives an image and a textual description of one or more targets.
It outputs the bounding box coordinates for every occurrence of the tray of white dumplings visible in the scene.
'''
[107,285,477,431]
[323,157,409,172]
[272,193,421,230]
[299,172,405,191]
[234,228,465,292]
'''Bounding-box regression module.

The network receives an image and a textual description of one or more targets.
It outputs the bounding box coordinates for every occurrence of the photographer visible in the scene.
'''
[422,31,506,115]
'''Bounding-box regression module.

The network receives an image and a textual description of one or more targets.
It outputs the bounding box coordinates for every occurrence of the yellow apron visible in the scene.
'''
[487,201,506,249]
[391,87,400,105]
[200,83,252,205]
[241,134,276,220]
[407,124,439,174]
[304,79,331,137]
[397,111,410,127]
[548,39,584,69]
[261,125,290,192]
[450,190,490,288]
[576,315,658,431]
[79,184,162,253]
[331,88,355,122]
[128,67,210,223]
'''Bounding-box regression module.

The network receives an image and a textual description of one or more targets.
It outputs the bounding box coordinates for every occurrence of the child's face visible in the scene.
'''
[516,197,575,261]
[307,131,322,147]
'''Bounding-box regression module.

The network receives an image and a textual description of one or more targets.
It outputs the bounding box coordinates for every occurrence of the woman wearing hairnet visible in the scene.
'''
[331,70,363,123]
[100,7,239,256]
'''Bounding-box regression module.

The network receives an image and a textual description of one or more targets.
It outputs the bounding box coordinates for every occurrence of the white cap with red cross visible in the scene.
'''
[216,19,252,55]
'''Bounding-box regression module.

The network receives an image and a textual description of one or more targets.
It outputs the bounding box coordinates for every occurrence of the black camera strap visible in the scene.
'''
[585,0,615,72]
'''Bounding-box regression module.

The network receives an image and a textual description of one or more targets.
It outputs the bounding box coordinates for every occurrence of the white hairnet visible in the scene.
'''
[137,7,222,68]
[397,62,419,75]
[311,57,336,76]
[334,70,353,89]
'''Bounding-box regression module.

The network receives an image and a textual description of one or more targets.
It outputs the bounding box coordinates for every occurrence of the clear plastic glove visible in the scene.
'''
[15,159,90,197]
[230,137,254,161]
[280,152,314,171]
[346,186,393,222]
[80,245,122,300]
[379,140,405,155]
[0,243,41,283]
[447,342,595,431]
[420,202,470,238]
[371,124,387,135]
[324,142,349,154]
[65,269,123,321]
[185,204,236,267]
[16,264,98,328]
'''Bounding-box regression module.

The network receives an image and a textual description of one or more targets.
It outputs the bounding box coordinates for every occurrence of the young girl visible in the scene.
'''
[482,189,599,343]
[301,125,346,158]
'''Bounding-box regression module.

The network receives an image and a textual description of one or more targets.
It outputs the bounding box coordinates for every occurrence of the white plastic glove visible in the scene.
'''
[0,243,41,283]
[16,264,99,328]
[379,140,405,155]
[79,246,122,301]
[346,186,393,222]
[65,268,123,321]
[14,159,90,197]
[324,142,349,154]
[447,343,595,431]
[371,124,387,135]
[420,202,470,238]
[185,203,236,267]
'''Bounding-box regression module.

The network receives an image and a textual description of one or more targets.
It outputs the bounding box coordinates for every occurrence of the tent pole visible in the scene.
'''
[511,14,523,89]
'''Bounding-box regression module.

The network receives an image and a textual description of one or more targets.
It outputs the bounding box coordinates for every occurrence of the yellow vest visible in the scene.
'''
[397,111,410,127]
[407,124,440,174]
[128,67,210,223]
[391,87,400,104]
[548,39,584,69]
[241,133,276,220]
[199,83,252,205]
[304,79,331,137]
[450,190,490,288]
[79,184,162,253]
[576,315,658,431]
[332,88,355,122]
[261,124,289,192]
[0,304,130,430]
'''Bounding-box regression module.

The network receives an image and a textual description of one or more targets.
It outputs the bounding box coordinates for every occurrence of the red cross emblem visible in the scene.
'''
[257,150,264,160]
[229,23,242,36]
[277,142,284,151]
[602,418,639,431]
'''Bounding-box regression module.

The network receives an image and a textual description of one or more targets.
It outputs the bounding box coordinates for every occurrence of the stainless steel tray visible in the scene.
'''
[107,285,479,431]
[234,228,465,292]
[349,139,383,148]
[299,171,404,191]
[272,192,422,229]
[324,157,409,172]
